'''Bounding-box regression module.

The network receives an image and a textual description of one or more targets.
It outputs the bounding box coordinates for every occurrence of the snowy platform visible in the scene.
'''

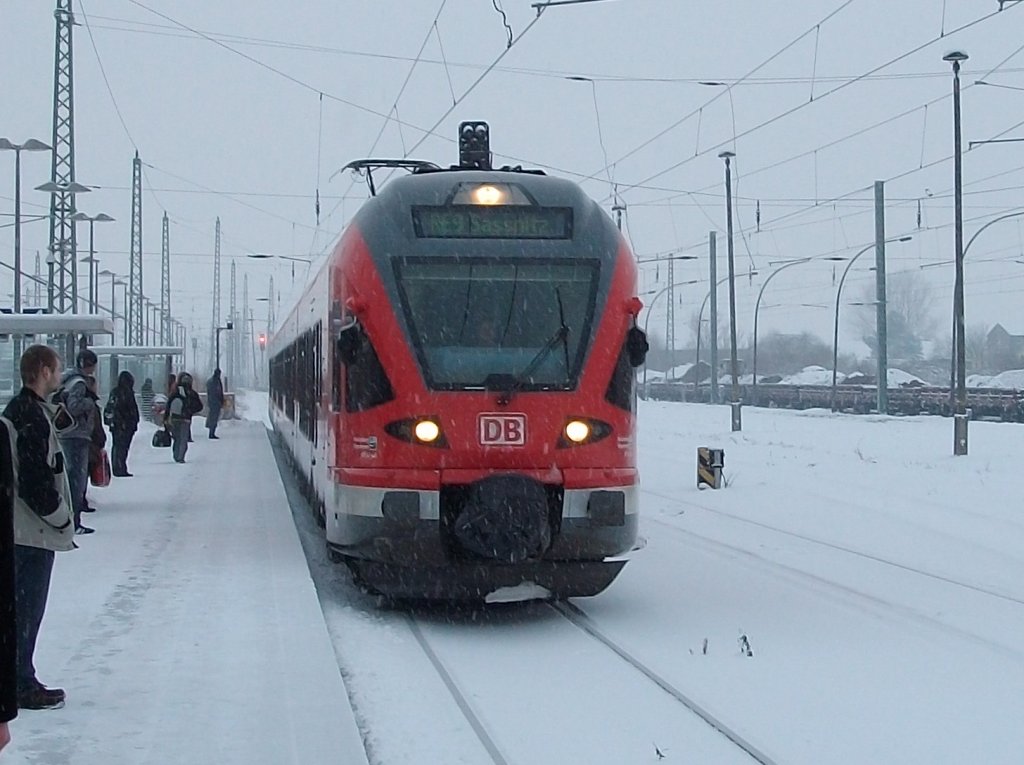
[5,417,368,765]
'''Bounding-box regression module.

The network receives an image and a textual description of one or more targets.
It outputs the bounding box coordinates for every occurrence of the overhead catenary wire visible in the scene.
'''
[317,0,452,245]
[86,13,1024,87]
[601,3,1013,201]
[587,0,860,186]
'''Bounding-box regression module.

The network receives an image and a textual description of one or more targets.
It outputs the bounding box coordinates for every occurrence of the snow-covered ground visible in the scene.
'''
[288,402,1024,765]
[7,399,1024,764]
[3,417,367,765]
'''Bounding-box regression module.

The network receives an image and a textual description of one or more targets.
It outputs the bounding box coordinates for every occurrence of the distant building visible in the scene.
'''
[986,324,1024,370]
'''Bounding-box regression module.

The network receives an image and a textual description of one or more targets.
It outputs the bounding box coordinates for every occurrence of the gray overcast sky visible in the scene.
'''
[3,0,1024,362]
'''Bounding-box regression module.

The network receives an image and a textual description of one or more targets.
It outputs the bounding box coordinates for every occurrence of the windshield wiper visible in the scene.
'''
[496,288,570,405]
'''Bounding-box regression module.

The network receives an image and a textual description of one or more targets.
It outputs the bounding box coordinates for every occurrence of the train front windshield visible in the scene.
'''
[395,258,599,391]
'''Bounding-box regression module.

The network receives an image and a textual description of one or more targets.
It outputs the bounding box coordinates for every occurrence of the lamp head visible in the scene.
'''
[943,50,969,63]
[718,150,736,160]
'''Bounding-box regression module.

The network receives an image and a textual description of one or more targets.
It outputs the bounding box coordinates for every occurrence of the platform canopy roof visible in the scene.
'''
[91,346,184,357]
[0,314,114,335]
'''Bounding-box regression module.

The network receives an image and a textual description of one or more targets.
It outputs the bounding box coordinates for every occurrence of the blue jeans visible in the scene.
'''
[61,438,90,529]
[14,545,55,690]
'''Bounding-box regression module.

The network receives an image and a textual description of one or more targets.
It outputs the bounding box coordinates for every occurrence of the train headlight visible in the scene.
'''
[557,417,613,448]
[564,420,590,443]
[473,184,505,205]
[450,181,532,206]
[384,417,449,448]
[414,419,441,443]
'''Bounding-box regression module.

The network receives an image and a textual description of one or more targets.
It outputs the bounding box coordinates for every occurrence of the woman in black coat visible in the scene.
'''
[105,371,140,477]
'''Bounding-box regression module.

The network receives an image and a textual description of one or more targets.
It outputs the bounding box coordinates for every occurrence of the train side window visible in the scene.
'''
[605,338,635,412]
[331,329,342,412]
[342,322,395,412]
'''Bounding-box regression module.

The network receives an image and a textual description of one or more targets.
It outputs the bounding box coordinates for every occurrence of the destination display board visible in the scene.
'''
[412,205,573,240]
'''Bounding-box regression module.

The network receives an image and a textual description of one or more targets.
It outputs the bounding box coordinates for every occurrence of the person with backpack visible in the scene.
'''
[104,371,140,477]
[53,349,99,535]
[1,344,75,711]
[205,368,225,439]
[164,373,203,463]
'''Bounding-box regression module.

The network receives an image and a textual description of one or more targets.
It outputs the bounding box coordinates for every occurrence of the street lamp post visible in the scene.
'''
[944,49,970,455]
[640,278,703,391]
[98,269,120,325]
[694,273,748,398]
[116,280,129,344]
[72,212,115,313]
[215,322,234,372]
[246,253,314,285]
[0,138,51,315]
[719,150,741,431]
[752,259,809,400]
[753,257,847,400]
[831,236,912,411]
[944,208,1024,402]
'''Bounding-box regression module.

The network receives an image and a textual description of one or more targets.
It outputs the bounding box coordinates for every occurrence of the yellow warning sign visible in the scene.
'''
[697,447,724,489]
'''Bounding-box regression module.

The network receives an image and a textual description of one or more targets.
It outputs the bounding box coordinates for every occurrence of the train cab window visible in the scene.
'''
[343,322,395,412]
[394,258,599,391]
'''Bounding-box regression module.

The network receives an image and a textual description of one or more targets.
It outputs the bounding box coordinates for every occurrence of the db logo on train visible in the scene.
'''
[478,413,527,446]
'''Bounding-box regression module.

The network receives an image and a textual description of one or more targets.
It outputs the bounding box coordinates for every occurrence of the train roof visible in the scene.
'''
[353,167,605,221]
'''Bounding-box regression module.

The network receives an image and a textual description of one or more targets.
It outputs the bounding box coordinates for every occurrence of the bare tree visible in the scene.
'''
[856,270,939,361]
[965,323,990,373]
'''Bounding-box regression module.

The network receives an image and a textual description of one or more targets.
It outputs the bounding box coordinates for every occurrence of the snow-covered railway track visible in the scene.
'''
[405,614,513,765]
[548,600,778,765]
[402,602,768,765]
[643,487,1024,608]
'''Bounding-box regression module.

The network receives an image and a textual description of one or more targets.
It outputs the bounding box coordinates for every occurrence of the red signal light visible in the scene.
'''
[258,332,267,349]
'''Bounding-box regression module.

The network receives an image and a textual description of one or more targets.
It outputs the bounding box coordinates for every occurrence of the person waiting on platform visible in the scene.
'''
[54,349,99,535]
[105,371,140,477]
[2,344,75,711]
[205,369,225,439]
[164,373,203,464]
[1,404,18,746]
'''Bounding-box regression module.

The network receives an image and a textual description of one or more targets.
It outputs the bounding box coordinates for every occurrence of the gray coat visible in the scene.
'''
[0,392,75,553]
[55,369,96,441]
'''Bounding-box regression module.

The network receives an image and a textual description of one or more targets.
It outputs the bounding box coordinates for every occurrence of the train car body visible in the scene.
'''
[270,144,646,601]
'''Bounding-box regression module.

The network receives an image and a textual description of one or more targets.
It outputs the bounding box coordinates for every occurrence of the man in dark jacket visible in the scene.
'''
[105,371,140,476]
[55,348,99,535]
[205,368,225,439]
[164,373,203,463]
[3,344,76,712]
[1,414,18,747]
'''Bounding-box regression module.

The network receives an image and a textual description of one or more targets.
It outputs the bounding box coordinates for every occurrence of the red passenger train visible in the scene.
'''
[269,123,648,601]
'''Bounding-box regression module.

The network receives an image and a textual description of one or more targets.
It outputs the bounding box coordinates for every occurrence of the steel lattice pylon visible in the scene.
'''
[128,152,143,344]
[48,0,78,314]
[210,217,221,370]
[161,212,170,344]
